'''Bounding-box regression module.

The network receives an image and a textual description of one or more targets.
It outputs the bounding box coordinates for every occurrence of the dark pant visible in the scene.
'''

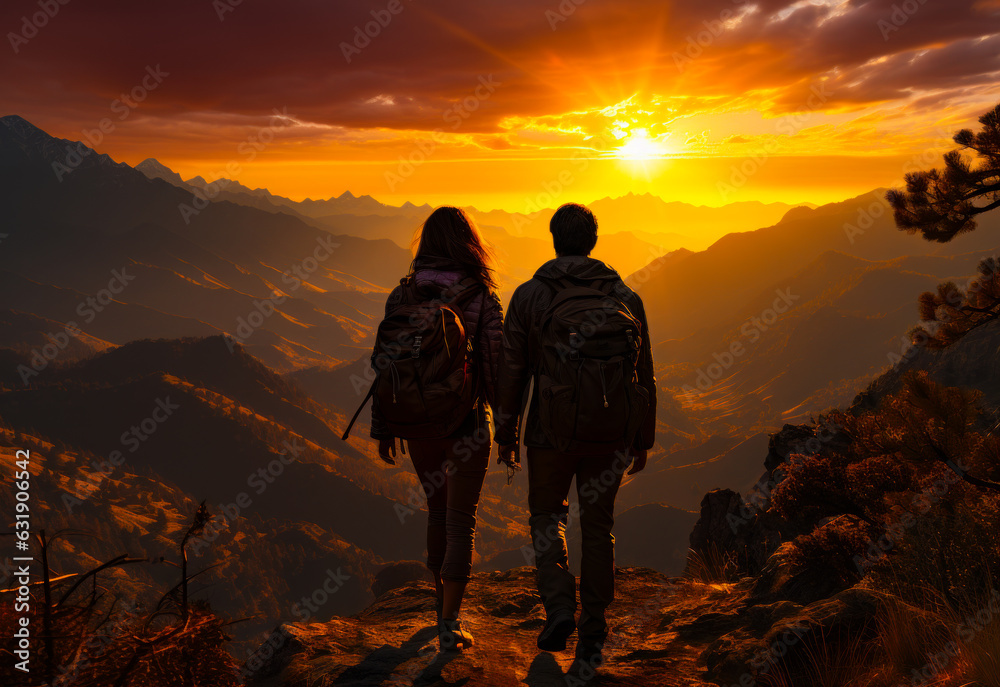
[408,435,490,582]
[527,446,628,641]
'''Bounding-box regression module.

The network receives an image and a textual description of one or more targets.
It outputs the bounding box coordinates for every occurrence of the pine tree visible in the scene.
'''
[908,257,1000,348]
[888,102,1000,242]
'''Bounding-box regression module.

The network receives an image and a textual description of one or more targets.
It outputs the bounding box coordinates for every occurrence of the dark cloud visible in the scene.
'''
[2,0,998,139]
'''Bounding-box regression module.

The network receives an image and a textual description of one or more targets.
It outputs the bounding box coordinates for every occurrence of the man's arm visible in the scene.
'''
[631,293,657,451]
[494,285,531,446]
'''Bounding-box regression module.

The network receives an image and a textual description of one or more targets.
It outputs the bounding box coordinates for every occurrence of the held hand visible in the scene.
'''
[497,443,521,470]
[378,437,397,465]
[627,447,647,475]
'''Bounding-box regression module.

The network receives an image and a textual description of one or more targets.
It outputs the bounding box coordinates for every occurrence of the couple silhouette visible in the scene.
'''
[345,202,656,666]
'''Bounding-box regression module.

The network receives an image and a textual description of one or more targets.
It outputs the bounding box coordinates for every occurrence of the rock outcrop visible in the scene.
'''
[243,562,898,687]
[371,561,435,598]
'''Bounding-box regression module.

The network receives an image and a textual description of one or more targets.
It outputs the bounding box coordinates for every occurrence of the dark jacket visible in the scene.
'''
[494,255,657,451]
[370,255,504,441]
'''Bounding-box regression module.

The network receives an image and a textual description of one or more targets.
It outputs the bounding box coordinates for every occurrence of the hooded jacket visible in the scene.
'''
[370,254,504,441]
[494,255,656,451]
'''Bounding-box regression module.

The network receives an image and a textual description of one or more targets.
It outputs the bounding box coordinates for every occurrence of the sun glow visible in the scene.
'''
[615,128,672,160]
[611,128,675,181]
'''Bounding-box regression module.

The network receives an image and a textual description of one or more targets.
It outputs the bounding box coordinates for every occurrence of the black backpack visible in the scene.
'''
[342,276,483,441]
[532,275,649,455]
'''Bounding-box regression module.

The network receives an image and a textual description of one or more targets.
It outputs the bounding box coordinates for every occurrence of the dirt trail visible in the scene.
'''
[247,567,738,686]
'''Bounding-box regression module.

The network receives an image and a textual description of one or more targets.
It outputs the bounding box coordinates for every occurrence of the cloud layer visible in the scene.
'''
[3,0,998,201]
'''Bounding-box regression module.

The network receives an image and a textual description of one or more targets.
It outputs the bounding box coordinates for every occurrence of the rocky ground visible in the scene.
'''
[245,567,741,686]
[241,370,1000,687]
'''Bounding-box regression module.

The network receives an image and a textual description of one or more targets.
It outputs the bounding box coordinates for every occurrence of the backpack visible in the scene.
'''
[342,276,484,441]
[532,275,649,455]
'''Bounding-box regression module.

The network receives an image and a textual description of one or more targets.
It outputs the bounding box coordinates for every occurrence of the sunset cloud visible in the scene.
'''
[2,0,998,205]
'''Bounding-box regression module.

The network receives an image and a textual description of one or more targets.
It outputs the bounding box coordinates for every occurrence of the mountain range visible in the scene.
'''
[2,112,997,662]
[132,156,808,298]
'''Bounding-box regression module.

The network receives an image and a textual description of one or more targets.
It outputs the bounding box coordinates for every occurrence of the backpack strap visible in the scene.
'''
[438,277,487,341]
[341,378,377,441]
[452,277,486,306]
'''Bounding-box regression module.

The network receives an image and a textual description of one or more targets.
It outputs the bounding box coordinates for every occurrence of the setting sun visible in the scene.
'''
[615,128,673,161]
[611,128,675,181]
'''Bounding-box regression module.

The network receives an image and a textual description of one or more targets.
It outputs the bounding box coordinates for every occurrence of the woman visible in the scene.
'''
[370,206,503,650]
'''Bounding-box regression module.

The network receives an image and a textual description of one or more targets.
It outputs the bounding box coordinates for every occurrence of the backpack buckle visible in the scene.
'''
[412,335,422,358]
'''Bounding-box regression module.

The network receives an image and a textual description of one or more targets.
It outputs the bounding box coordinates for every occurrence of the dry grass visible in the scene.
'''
[751,588,996,687]
[758,625,877,687]
[684,544,740,584]
[953,587,1000,687]
[963,619,1000,686]
[875,594,955,680]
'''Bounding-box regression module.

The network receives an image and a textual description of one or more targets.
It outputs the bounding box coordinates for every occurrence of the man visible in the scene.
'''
[494,202,657,665]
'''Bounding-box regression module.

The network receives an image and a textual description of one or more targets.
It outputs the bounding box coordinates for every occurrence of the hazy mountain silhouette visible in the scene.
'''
[135,159,680,286]
[0,115,412,370]
[135,158,427,220]
[135,158,808,290]
[630,189,1000,344]
[135,158,799,251]
[625,223,1000,507]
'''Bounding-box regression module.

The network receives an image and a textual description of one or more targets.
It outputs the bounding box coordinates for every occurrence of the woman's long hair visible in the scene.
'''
[411,206,499,293]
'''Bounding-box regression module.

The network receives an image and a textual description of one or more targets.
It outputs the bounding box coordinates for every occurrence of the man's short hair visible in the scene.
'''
[550,203,598,256]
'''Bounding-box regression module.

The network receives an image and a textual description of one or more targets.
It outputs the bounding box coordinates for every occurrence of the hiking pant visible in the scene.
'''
[527,446,627,641]
[408,435,491,582]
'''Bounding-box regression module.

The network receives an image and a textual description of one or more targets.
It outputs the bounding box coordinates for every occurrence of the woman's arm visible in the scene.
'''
[476,289,504,410]
[369,283,403,440]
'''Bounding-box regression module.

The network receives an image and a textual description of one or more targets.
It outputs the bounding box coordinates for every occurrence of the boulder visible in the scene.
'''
[371,561,435,598]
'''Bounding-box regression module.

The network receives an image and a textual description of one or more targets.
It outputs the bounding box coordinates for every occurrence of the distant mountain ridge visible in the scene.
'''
[134,157,810,259]
[0,115,413,370]
[135,156,431,220]
[133,156,806,231]
[131,159,693,290]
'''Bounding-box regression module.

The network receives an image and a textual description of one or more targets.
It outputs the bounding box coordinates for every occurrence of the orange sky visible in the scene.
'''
[2,0,998,209]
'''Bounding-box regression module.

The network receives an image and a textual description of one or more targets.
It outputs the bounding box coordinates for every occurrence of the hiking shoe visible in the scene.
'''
[439,618,474,651]
[537,611,576,652]
[575,638,605,667]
